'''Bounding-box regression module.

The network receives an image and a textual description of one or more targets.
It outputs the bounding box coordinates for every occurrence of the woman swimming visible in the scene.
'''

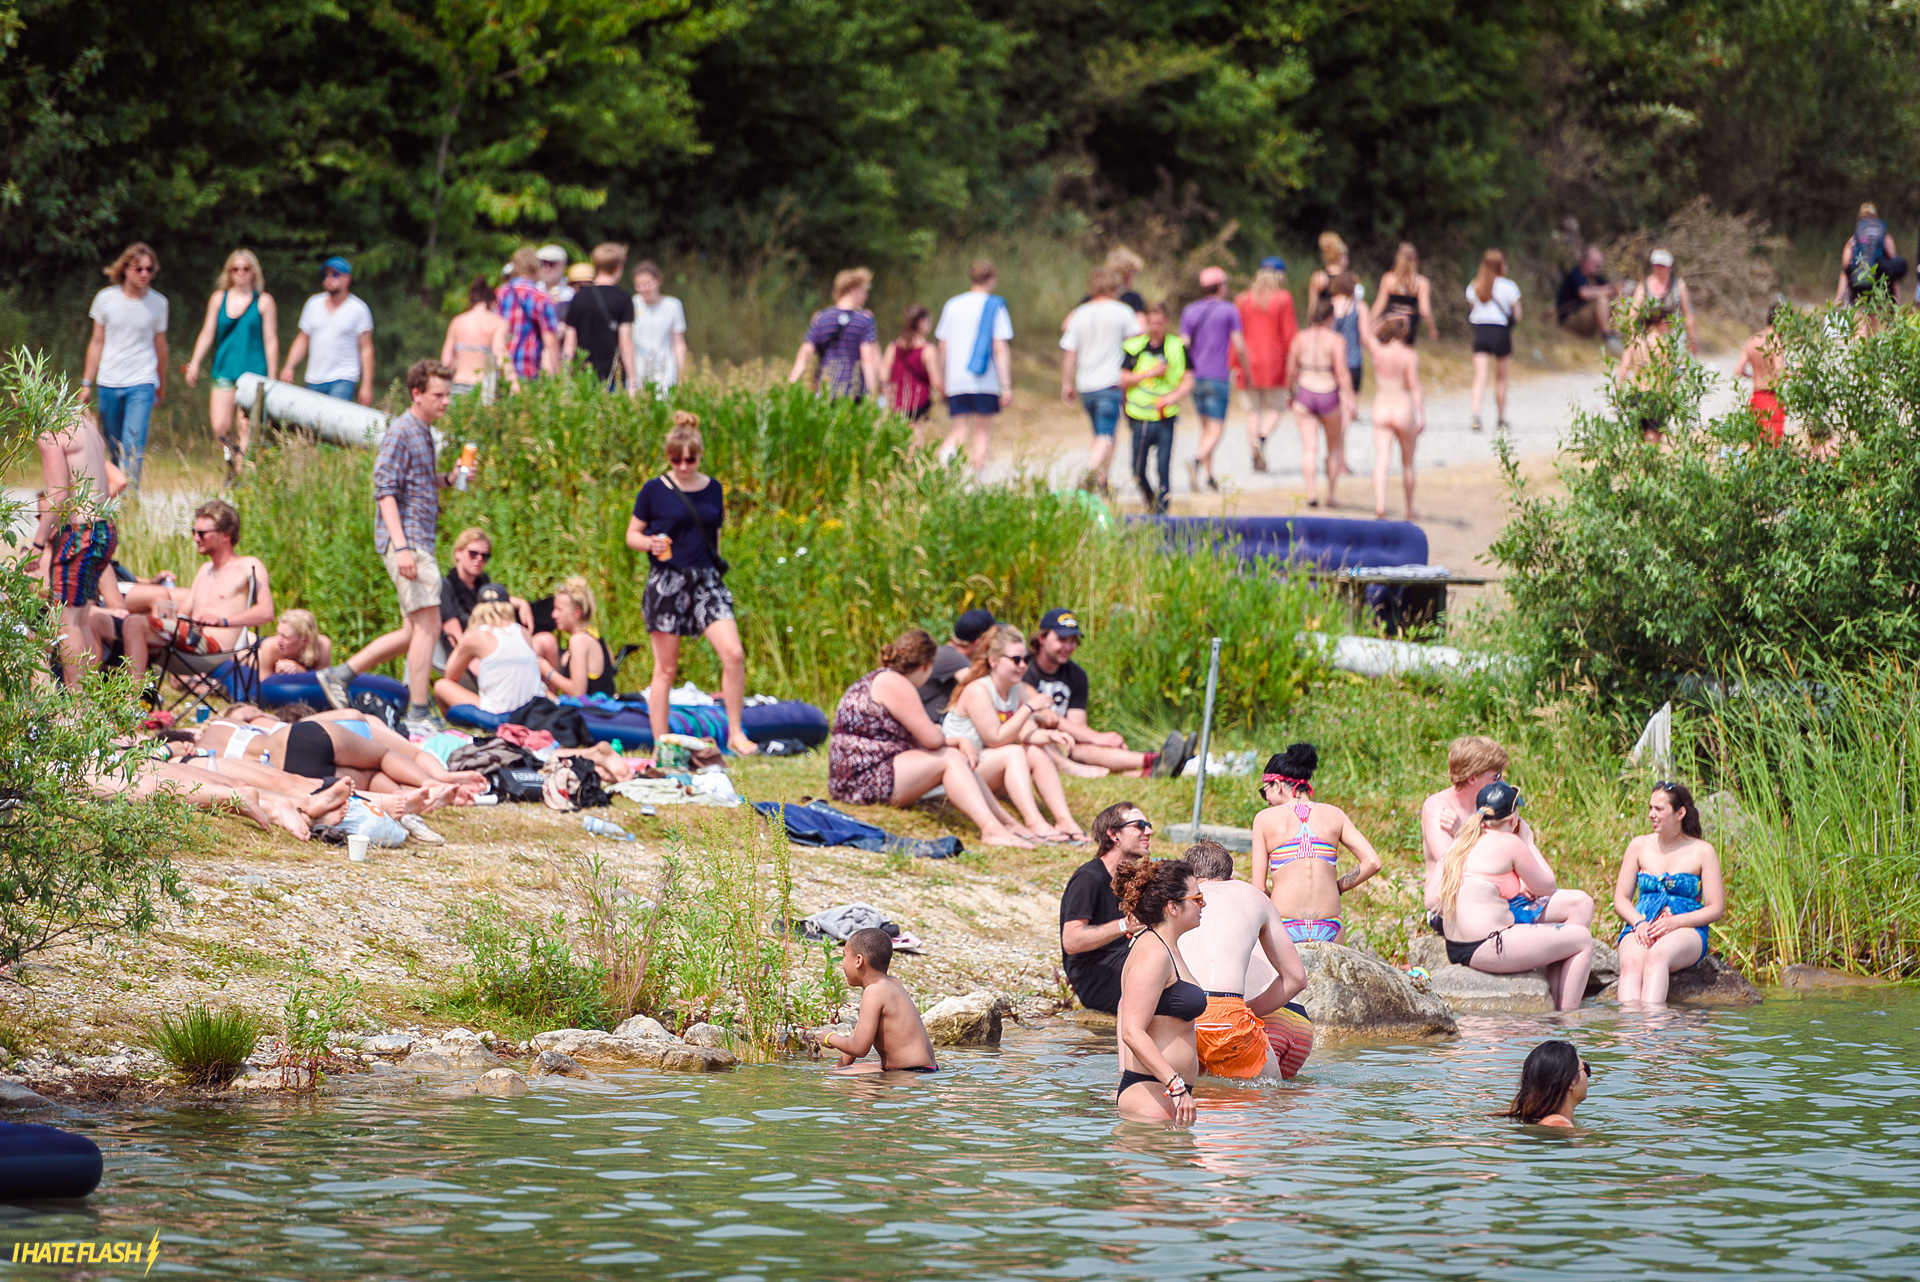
[1611,780,1725,1005]
[1498,1040,1591,1128]
[1250,743,1382,945]
[1364,313,1424,518]
[1438,781,1595,1011]
[1114,857,1206,1124]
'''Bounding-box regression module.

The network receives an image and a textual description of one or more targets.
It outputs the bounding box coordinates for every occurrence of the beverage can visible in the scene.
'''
[654,533,673,561]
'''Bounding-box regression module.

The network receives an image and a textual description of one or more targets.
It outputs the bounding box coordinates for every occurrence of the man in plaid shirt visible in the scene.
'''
[497,246,560,380]
[318,359,466,734]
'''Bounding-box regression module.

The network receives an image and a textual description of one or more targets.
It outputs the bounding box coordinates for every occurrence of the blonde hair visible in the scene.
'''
[470,599,518,628]
[1249,265,1287,306]
[104,242,158,285]
[276,609,322,670]
[1438,808,1493,915]
[510,246,540,278]
[555,575,596,626]
[959,623,1026,693]
[591,242,627,275]
[217,249,265,291]
[1104,247,1144,278]
[452,527,492,557]
[832,267,873,298]
[665,410,702,461]
[1861,202,1879,219]
[1318,232,1347,268]
[1473,249,1507,304]
[1389,242,1419,296]
[1448,735,1509,786]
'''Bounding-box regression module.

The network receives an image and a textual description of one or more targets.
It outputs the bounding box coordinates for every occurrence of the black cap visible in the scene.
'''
[1039,608,1082,638]
[476,582,512,605]
[954,609,996,643]
[1475,780,1524,821]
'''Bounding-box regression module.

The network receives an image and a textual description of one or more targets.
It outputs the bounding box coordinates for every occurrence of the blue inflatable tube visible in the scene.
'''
[195,663,410,715]
[444,698,828,750]
[0,1123,102,1200]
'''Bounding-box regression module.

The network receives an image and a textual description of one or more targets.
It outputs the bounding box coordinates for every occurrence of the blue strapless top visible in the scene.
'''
[1634,870,1702,919]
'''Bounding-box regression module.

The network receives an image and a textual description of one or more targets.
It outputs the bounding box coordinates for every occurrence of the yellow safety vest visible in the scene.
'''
[1122,333,1187,422]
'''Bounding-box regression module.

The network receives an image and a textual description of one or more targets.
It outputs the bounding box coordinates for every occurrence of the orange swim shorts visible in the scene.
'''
[1195,994,1271,1078]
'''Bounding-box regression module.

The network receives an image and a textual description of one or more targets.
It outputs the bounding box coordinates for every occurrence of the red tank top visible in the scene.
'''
[892,343,931,414]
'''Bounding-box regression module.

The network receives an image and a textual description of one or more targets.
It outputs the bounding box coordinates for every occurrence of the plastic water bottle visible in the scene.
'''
[581,816,634,842]
[611,739,624,759]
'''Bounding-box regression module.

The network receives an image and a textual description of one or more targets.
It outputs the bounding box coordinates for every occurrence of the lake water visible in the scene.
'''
[7,988,1918,1280]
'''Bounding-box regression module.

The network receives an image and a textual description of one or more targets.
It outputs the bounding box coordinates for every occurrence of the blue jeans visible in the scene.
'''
[95,383,157,485]
[1192,376,1230,420]
[1079,386,1123,437]
[1129,415,1175,513]
[308,379,360,400]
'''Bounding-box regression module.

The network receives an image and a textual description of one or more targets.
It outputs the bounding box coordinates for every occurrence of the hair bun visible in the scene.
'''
[671,410,700,430]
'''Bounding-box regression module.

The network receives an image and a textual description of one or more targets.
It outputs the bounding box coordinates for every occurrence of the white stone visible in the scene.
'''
[611,1015,679,1042]
[529,1029,734,1072]
[466,1068,529,1097]
[920,991,1008,1046]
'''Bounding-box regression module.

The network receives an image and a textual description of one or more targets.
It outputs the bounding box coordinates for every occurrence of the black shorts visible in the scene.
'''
[282,720,336,779]
[1471,324,1512,358]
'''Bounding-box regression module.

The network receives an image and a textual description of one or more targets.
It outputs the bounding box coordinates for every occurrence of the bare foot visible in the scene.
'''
[446,770,490,791]
[231,785,275,833]
[419,784,458,814]
[298,778,354,819]
[1055,758,1109,779]
[259,793,314,840]
[728,734,761,757]
[980,830,1037,849]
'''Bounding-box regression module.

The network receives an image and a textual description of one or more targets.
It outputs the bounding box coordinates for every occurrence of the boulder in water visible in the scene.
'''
[1780,964,1885,989]
[612,1014,680,1043]
[1668,954,1762,1006]
[683,1023,742,1052]
[1296,942,1457,1038]
[529,1029,735,1072]
[920,991,1009,1046]
[400,1040,500,1072]
[530,1049,594,1079]
[1406,937,1555,1013]
[0,1080,52,1112]
[466,1068,529,1098]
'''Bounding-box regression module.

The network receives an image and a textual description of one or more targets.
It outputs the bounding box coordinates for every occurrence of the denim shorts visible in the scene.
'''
[308,378,360,400]
[1079,386,1123,437]
[1192,376,1230,420]
[947,392,1001,417]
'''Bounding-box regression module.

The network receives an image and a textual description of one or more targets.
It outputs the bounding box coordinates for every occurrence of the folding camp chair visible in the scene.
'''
[152,568,263,719]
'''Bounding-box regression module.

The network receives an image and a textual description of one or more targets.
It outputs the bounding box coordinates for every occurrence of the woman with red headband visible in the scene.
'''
[1250,743,1383,944]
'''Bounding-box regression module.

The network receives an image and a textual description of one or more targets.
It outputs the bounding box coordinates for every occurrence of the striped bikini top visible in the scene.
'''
[1273,800,1338,867]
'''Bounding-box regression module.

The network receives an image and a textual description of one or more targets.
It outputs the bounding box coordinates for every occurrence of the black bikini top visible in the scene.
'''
[1144,932,1208,1021]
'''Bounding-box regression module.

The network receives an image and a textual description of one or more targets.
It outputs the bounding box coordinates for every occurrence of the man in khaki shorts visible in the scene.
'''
[317,359,463,735]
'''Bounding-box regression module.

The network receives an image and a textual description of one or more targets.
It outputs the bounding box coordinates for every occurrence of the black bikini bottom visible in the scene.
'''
[1445,937,1486,966]
[1117,1069,1161,1101]
[282,720,335,780]
[894,1064,938,1073]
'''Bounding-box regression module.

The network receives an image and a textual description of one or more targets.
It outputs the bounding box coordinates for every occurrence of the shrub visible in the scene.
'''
[453,900,612,1031]
[1494,298,1920,701]
[147,1006,265,1086]
[279,974,363,1085]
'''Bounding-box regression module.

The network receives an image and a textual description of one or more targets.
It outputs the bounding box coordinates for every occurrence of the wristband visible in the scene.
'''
[394,545,410,553]
[79,378,93,388]
[1164,1074,1188,1098]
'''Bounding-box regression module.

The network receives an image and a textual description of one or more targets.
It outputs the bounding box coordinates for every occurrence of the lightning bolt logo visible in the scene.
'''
[144,1233,160,1275]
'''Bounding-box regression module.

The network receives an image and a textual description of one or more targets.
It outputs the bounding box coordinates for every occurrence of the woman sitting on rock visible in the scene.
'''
[941,624,1088,843]
[1610,780,1724,1005]
[1438,781,1594,1011]
[827,629,1035,848]
[1251,743,1382,944]
[1114,856,1204,1124]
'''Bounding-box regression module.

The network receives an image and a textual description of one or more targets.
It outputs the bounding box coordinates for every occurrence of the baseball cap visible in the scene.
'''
[1649,249,1674,267]
[1199,265,1228,288]
[1039,608,1082,638]
[323,255,353,277]
[1475,780,1524,821]
[953,609,996,643]
[476,583,513,605]
[1260,255,1287,272]
[566,262,596,284]
[536,244,568,264]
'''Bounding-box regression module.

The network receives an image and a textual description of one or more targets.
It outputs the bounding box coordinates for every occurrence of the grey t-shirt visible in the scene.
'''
[917,644,971,721]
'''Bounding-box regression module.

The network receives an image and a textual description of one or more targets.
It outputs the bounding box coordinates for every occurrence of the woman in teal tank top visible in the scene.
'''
[184,248,279,471]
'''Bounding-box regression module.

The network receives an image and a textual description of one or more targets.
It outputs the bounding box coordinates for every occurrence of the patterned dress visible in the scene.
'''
[828,670,920,805]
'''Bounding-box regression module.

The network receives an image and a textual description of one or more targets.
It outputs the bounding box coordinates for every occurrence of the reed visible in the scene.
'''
[146,1005,265,1086]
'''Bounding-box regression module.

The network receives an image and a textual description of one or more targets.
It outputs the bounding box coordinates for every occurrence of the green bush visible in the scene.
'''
[453,900,613,1031]
[1494,297,1920,700]
[147,1006,265,1086]
[279,973,363,1083]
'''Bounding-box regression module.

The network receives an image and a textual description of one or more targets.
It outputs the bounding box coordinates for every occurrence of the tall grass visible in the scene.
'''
[146,1005,265,1085]
[1709,660,1920,977]
[121,375,1332,731]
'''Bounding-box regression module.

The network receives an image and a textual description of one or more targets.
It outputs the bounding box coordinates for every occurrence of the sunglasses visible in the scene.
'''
[465,548,492,561]
[668,454,699,465]
[190,527,216,538]
[1178,890,1206,907]
[1119,819,1153,833]
[130,264,155,274]
[1001,654,1030,666]
[1582,1059,1596,1080]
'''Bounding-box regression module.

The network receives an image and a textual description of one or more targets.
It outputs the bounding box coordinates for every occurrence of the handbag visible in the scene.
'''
[660,472,730,576]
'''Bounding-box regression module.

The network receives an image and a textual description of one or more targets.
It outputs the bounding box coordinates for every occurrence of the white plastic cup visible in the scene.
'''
[347,834,370,862]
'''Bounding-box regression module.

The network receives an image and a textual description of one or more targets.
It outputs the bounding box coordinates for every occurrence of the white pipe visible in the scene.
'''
[235,374,388,447]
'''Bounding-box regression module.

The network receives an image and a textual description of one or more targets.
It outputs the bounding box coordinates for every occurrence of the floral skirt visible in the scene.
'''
[642,563,735,637]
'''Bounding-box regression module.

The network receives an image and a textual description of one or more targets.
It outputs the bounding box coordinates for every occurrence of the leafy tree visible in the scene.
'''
[0,349,194,966]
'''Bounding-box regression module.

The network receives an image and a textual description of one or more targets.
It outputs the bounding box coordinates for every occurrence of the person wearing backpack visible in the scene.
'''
[1836,202,1908,305]
[624,412,759,756]
[563,242,638,392]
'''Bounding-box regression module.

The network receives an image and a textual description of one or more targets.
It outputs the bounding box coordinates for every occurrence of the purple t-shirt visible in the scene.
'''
[803,307,878,397]
[1180,297,1243,381]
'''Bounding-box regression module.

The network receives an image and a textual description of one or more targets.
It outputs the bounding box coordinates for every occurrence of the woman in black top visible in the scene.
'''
[1114,856,1205,1124]
[623,412,758,754]
[531,575,616,699]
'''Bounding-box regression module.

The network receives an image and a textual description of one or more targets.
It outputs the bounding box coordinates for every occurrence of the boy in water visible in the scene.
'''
[825,928,939,1075]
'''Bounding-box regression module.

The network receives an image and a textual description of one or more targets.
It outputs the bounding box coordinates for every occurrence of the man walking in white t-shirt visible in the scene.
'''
[1060,266,1140,494]
[935,259,1013,473]
[279,256,375,405]
[80,241,168,487]
[630,259,689,391]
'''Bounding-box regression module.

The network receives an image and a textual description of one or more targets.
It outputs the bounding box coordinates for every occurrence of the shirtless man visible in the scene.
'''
[1735,303,1788,446]
[1178,842,1312,1080]
[1364,313,1424,518]
[1419,735,1592,935]
[124,499,274,657]
[30,408,119,688]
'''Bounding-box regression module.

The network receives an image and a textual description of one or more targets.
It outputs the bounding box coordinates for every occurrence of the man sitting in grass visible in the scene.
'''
[917,607,996,721]
[1027,608,1188,778]
[825,928,939,1074]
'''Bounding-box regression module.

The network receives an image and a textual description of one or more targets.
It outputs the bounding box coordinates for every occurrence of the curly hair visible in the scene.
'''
[1113,858,1195,928]
[878,629,936,675]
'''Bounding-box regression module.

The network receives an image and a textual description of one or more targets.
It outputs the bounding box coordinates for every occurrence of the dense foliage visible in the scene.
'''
[3,0,1916,288]
[1494,298,1920,698]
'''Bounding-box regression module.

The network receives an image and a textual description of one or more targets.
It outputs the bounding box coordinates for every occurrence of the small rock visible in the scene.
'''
[682,1023,737,1050]
[230,1069,286,1092]
[1407,937,1554,1014]
[920,991,1008,1046]
[529,1029,734,1072]
[1588,940,1620,989]
[363,1034,416,1056]
[1669,954,1762,1006]
[1780,963,1885,989]
[233,874,270,888]
[1068,1009,1117,1030]
[530,1049,595,1079]
[479,1030,497,1045]
[408,1041,501,1069]
[399,1049,455,1072]
[0,1079,51,1111]
[466,1068,529,1098]
[1293,942,1458,1037]
[441,1027,482,1045]
[611,1015,679,1042]
[367,1061,404,1077]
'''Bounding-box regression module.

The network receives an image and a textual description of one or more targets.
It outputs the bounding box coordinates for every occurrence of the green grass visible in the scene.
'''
[146,1005,266,1085]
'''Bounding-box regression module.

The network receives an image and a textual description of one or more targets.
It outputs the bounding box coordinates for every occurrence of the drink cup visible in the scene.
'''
[347,834,370,862]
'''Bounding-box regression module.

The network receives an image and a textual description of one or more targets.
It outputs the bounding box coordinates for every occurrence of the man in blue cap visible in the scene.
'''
[280,255,375,405]
[1028,607,1189,778]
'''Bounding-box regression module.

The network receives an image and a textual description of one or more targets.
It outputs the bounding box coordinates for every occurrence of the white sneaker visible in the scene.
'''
[399,814,445,846]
